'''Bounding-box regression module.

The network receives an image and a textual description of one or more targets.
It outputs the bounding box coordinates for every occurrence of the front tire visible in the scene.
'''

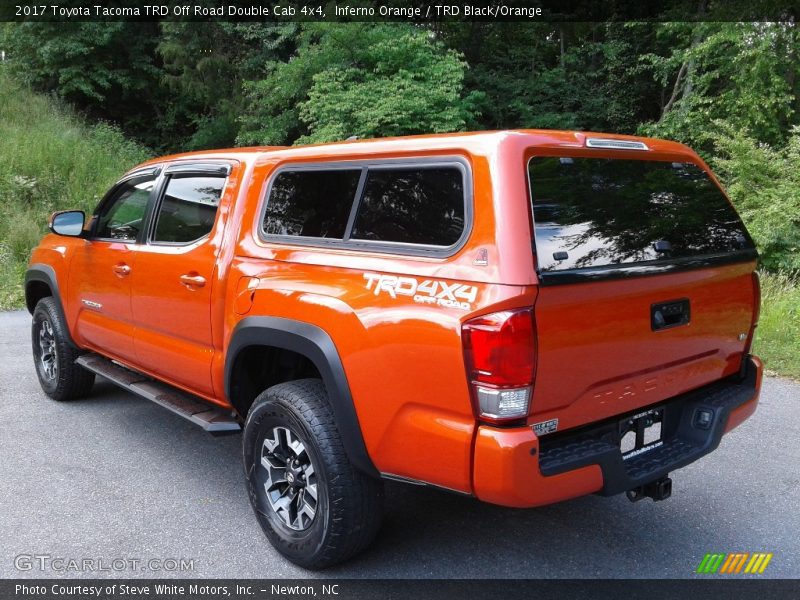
[243,379,383,569]
[31,297,95,401]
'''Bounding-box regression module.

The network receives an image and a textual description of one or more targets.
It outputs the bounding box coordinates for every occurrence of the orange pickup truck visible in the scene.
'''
[26,130,762,568]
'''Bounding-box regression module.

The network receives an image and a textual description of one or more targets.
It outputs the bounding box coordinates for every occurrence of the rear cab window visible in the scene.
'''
[527,156,757,283]
[260,160,470,256]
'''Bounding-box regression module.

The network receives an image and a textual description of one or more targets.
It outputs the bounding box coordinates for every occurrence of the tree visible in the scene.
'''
[640,21,800,152]
[713,123,800,273]
[436,22,664,134]
[238,23,481,145]
[5,22,163,147]
[158,22,296,149]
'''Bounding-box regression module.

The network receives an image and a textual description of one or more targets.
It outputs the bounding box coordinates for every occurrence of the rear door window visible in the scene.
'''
[528,157,755,274]
[152,175,225,244]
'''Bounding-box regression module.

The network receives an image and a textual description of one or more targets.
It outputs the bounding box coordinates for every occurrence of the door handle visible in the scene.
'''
[113,263,131,277]
[180,273,206,288]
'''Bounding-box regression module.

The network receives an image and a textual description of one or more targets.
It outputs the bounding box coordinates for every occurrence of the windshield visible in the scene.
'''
[528,157,755,275]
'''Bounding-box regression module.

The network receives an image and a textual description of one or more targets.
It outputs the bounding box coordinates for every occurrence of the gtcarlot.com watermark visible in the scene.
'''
[14,554,195,573]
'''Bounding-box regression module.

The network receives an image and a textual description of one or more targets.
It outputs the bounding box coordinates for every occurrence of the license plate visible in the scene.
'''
[619,408,664,460]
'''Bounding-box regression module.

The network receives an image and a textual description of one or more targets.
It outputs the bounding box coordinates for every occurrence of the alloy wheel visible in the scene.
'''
[37,318,58,381]
[260,426,318,531]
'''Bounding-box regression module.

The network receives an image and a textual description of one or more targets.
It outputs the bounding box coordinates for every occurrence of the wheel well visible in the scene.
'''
[26,280,52,314]
[229,345,322,419]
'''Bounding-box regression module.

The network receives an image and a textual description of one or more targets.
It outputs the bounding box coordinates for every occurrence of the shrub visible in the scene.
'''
[0,66,150,308]
[712,123,800,274]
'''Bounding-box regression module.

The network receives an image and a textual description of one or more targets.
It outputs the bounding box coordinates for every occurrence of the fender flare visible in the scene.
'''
[225,316,378,478]
[25,263,78,348]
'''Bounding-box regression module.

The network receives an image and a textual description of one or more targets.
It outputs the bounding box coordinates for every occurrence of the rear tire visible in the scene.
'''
[243,379,383,569]
[31,297,95,401]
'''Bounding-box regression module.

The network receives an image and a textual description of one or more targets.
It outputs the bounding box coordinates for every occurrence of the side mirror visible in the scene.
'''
[49,210,85,237]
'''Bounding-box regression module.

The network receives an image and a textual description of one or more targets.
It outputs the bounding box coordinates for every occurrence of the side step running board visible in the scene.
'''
[76,353,241,436]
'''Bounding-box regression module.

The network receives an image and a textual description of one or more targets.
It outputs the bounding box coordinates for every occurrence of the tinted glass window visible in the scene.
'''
[263,170,361,238]
[95,175,155,241]
[352,168,465,246]
[529,157,755,272]
[153,175,225,243]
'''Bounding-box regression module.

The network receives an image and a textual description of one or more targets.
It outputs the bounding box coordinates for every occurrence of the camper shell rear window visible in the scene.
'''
[528,157,757,283]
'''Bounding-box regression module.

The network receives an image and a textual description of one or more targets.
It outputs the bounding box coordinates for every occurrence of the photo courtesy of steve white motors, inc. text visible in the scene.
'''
[14,583,340,597]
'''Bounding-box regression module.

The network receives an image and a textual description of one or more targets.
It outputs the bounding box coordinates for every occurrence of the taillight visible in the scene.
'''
[462,307,536,425]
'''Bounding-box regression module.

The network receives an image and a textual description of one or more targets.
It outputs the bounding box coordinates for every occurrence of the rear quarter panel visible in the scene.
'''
[226,139,532,492]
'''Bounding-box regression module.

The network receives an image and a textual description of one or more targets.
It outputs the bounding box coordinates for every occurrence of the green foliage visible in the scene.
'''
[298,26,479,143]
[5,22,163,147]
[6,22,158,103]
[639,22,799,152]
[2,21,295,151]
[441,22,662,133]
[238,23,480,145]
[0,66,150,308]
[712,123,800,273]
[754,272,800,379]
[158,22,297,149]
[5,20,798,157]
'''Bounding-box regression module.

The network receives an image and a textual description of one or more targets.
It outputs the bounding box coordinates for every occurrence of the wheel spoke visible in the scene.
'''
[261,452,285,470]
[293,490,315,529]
[289,438,306,460]
[298,500,315,522]
[279,428,292,452]
[304,482,318,501]
[265,471,288,492]
[273,493,293,526]
[263,435,279,454]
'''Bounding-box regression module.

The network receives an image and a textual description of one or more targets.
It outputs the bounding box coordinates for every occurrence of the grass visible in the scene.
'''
[0,64,149,308]
[754,272,800,380]
[0,69,798,380]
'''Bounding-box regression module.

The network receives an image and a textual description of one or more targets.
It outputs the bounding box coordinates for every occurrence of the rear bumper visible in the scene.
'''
[472,355,763,507]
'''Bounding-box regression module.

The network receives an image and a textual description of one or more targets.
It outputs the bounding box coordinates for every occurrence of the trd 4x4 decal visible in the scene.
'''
[363,273,478,311]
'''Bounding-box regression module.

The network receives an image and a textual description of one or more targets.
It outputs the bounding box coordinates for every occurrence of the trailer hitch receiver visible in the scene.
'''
[626,476,672,502]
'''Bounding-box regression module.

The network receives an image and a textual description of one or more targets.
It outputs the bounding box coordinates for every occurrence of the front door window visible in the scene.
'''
[94,176,155,241]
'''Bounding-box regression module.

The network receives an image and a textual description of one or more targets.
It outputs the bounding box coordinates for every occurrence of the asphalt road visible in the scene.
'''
[0,309,798,579]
